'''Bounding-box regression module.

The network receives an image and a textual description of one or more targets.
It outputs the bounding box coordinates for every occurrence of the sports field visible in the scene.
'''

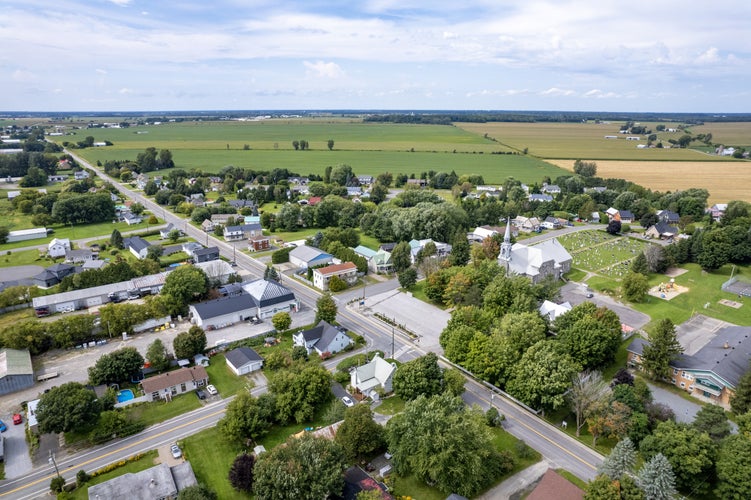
[550,159,750,203]
[454,121,744,161]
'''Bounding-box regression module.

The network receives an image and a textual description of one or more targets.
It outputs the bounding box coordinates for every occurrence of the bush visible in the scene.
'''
[50,476,65,493]
[271,247,292,264]
[76,469,90,486]
[514,440,534,459]
[485,407,505,427]
[334,371,350,385]
[328,275,347,292]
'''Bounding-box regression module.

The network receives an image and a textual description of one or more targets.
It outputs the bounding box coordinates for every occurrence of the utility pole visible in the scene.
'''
[49,451,61,479]
[391,326,395,359]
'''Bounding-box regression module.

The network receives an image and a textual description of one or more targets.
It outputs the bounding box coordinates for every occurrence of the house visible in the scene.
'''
[498,222,572,284]
[341,466,394,500]
[188,293,257,329]
[223,223,262,242]
[47,238,71,258]
[353,245,393,274]
[192,246,220,263]
[350,354,397,400]
[347,186,363,197]
[313,262,358,291]
[627,325,751,408]
[201,219,214,232]
[293,320,353,356]
[194,260,235,285]
[528,193,554,202]
[160,223,181,239]
[512,216,541,233]
[6,228,47,243]
[408,238,452,264]
[526,469,584,500]
[307,196,322,206]
[248,235,271,252]
[73,170,89,180]
[708,203,727,222]
[122,212,143,225]
[210,214,237,226]
[656,210,680,224]
[645,222,678,240]
[65,249,97,264]
[141,366,209,402]
[406,178,427,188]
[606,208,634,224]
[357,175,374,186]
[538,300,573,322]
[193,354,210,367]
[228,199,256,210]
[541,184,561,195]
[33,263,79,288]
[47,174,67,183]
[124,236,151,259]
[136,173,149,190]
[242,278,299,319]
[87,462,198,500]
[469,225,518,243]
[0,348,34,396]
[289,245,333,269]
[82,259,106,271]
[541,216,562,230]
[225,347,264,375]
[181,242,204,258]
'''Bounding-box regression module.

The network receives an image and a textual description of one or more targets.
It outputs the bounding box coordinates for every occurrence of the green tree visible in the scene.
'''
[0,226,8,244]
[36,382,101,433]
[573,160,597,177]
[449,233,470,266]
[637,453,677,500]
[585,475,621,500]
[568,371,611,437]
[328,275,347,292]
[731,364,751,414]
[146,244,163,261]
[442,368,466,397]
[110,228,124,249]
[228,452,256,492]
[385,393,514,497]
[507,340,581,415]
[598,437,637,480]
[161,266,209,312]
[253,434,346,500]
[168,229,181,243]
[268,364,332,424]
[218,392,276,442]
[622,272,650,302]
[88,347,145,385]
[146,338,169,372]
[392,352,444,401]
[335,404,385,461]
[173,326,207,359]
[641,319,683,381]
[716,434,751,499]
[557,310,622,369]
[271,312,292,332]
[631,252,648,274]
[390,241,412,272]
[315,293,337,324]
[327,139,334,150]
[640,420,715,495]
[398,267,417,289]
[177,484,217,500]
[692,404,731,441]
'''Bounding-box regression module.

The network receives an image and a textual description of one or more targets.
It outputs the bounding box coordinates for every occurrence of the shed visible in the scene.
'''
[225,347,264,375]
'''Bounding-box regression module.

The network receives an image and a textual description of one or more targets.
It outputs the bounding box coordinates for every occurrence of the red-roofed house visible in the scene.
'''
[307,196,322,206]
[313,262,358,291]
[527,469,584,500]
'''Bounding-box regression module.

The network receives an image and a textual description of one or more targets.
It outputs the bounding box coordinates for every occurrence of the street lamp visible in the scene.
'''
[49,451,61,479]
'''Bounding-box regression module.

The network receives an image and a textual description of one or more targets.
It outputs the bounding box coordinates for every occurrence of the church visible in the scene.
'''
[497,219,573,283]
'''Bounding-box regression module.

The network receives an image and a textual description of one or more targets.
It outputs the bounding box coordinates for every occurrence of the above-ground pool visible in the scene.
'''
[117,389,135,403]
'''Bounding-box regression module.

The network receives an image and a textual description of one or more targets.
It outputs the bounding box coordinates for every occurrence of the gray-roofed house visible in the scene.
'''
[223,223,263,241]
[225,347,264,375]
[159,223,181,239]
[657,209,680,224]
[193,246,220,263]
[0,348,34,396]
[188,293,257,329]
[289,245,333,269]
[33,263,79,288]
[194,260,236,285]
[228,199,256,210]
[87,462,198,499]
[627,325,751,408]
[529,193,554,202]
[242,278,299,319]
[498,221,572,284]
[293,320,353,356]
[124,236,151,259]
[141,366,209,402]
[351,354,397,400]
[645,222,678,240]
[65,248,96,264]
[122,211,143,225]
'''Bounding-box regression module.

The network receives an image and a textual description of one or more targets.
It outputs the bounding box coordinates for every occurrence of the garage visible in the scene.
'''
[53,301,76,313]
[85,296,104,307]
[225,347,264,375]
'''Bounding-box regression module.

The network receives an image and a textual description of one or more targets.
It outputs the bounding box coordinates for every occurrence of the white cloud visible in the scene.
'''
[695,47,720,65]
[303,61,344,79]
[108,0,132,5]
[11,69,36,82]
[541,87,575,96]
[96,68,108,74]
[584,89,620,99]
[119,87,133,94]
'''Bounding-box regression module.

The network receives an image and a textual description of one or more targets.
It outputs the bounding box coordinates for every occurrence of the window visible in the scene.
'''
[180,383,186,392]
[151,392,159,400]
[680,382,685,388]
[673,368,678,375]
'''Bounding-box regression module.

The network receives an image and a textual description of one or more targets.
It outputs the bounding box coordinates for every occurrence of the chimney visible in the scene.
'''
[724,341,730,349]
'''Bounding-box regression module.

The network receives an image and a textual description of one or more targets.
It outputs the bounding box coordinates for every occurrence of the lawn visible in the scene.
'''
[373,396,406,416]
[68,450,159,499]
[205,353,254,397]
[181,427,248,500]
[124,392,202,427]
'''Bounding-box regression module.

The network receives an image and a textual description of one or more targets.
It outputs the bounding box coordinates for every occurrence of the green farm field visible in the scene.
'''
[455,121,744,161]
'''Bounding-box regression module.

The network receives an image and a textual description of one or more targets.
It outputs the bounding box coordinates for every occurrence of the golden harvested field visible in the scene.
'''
[550,159,750,203]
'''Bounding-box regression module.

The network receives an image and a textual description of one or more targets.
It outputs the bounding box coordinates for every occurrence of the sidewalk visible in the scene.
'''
[476,460,550,500]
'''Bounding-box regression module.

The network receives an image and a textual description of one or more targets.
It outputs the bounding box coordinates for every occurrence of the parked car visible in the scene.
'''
[0,420,6,432]
[341,396,354,407]
[12,414,22,425]
[170,444,182,459]
[196,390,206,400]
[206,384,218,396]
[586,292,594,298]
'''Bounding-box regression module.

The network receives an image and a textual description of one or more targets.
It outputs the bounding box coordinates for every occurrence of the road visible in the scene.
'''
[0,152,603,497]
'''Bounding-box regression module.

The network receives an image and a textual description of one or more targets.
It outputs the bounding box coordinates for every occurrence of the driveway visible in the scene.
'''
[560,282,650,330]
[0,264,44,282]
[1,413,33,479]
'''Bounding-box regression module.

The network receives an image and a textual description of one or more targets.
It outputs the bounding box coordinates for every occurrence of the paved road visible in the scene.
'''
[560,281,651,330]
[0,152,606,493]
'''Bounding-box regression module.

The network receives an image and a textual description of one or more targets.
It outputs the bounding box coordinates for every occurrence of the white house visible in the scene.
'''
[350,354,397,400]
[538,300,573,322]
[124,236,151,259]
[225,347,264,375]
[293,321,353,356]
[47,238,71,258]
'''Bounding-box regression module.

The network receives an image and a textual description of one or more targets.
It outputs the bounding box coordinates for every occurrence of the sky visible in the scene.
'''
[3,0,750,112]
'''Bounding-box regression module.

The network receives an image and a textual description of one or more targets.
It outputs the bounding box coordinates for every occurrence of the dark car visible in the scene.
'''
[196,389,206,400]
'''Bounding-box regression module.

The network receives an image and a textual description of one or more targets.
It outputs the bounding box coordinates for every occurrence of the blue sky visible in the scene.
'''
[3,0,750,112]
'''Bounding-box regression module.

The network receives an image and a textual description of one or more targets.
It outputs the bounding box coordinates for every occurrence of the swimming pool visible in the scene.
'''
[117,389,135,403]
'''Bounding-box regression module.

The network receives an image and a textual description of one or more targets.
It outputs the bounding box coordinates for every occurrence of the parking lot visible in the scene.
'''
[1,412,33,479]
[560,282,650,330]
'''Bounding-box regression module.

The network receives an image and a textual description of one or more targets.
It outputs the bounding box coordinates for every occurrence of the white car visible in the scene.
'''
[170,444,182,459]
[206,384,218,396]
[341,396,355,407]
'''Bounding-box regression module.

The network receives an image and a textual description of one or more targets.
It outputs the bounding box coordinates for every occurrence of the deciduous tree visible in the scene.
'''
[271,312,291,332]
[716,434,751,499]
[88,347,144,385]
[173,326,207,359]
[146,338,169,372]
[392,352,443,401]
[315,293,337,324]
[228,452,256,492]
[622,272,650,303]
[335,404,385,461]
[36,382,101,433]
[568,371,611,437]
